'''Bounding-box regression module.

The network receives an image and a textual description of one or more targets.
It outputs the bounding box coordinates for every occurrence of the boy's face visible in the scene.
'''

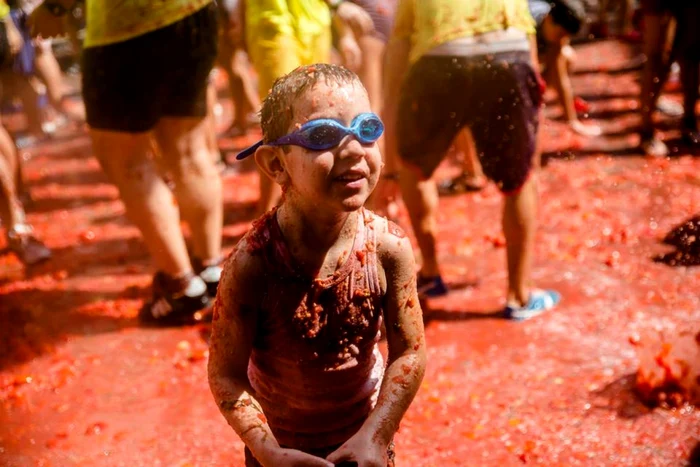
[279,80,382,213]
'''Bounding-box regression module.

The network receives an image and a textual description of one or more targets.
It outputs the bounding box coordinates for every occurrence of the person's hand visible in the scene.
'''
[326,431,387,467]
[28,5,68,39]
[569,120,602,137]
[335,1,374,38]
[260,446,334,467]
[4,17,24,55]
[338,34,362,71]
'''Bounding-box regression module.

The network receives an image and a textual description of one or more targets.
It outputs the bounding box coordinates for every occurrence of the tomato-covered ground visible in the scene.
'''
[1,40,699,466]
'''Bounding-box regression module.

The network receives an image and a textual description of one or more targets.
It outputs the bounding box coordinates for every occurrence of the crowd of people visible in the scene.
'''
[0,0,698,465]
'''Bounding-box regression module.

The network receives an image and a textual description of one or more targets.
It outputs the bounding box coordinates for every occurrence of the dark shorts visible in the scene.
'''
[397,51,542,193]
[244,441,396,466]
[672,5,700,63]
[82,2,218,133]
[349,0,394,42]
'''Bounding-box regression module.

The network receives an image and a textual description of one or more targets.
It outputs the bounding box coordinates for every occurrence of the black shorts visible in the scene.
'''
[672,4,700,63]
[349,0,394,42]
[82,3,218,133]
[397,51,542,193]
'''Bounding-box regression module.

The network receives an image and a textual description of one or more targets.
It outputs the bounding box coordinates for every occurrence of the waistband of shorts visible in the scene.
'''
[425,28,530,58]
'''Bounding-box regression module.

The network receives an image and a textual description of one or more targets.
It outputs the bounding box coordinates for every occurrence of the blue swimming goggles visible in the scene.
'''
[236,112,384,160]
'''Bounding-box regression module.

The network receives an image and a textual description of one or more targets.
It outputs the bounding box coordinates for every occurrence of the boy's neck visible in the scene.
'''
[277,200,358,252]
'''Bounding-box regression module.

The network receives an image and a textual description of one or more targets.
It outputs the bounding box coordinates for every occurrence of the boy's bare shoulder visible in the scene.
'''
[365,210,412,266]
[219,236,268,301]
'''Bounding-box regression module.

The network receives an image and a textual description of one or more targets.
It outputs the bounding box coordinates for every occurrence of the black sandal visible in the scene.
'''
[139,272,211,326]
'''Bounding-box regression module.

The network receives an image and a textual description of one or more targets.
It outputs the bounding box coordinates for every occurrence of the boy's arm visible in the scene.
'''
[327,222,427,466]
[208,245,332,467]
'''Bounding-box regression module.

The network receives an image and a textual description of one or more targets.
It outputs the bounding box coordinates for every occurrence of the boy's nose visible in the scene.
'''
[338,137,366,159]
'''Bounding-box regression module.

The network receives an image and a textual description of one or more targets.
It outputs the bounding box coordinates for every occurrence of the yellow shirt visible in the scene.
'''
[244,0,331,40]
[84,0,212,48]
[0,1,9,19]
[392,0,535,64]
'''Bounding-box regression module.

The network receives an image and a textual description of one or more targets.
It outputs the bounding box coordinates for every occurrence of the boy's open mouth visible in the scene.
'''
[334,170,367,183]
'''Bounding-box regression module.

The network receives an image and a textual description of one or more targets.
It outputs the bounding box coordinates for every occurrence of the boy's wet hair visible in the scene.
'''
[259,63,362,144]
[550,0,585,35]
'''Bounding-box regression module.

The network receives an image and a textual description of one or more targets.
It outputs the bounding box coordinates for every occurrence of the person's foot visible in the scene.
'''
[417,274,448,298]
[569,120,602,137]
[192,256,224,297]
[504,289,560,321]
[640,136,669,158]
[657,97,684,118]
[139,272,211,326]
[438,172,487,196]
[7,227,52,266]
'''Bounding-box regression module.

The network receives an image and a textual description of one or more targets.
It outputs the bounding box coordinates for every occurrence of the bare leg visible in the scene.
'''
[357,35,385,115]
[2,73,44,137]
[0,125,22,227]
[502,175,538,306]
[399,166,440,277]
[640,13,674,154]
[34,40,85,121]
[229,50,260,128]
[91,128,193,276]
[457,128,485,181]
[153,117,223,264]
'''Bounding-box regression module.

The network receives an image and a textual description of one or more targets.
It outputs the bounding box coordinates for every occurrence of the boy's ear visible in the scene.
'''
[255,145,289,186]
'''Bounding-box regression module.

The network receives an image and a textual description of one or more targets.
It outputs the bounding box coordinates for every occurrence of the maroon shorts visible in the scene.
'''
[348,0,395,42]
[397,51,542,193]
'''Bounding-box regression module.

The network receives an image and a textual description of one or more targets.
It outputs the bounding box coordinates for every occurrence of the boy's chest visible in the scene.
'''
[255,277,384,363]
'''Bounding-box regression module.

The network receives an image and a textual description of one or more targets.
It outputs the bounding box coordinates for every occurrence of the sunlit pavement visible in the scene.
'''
[1,40,699,466]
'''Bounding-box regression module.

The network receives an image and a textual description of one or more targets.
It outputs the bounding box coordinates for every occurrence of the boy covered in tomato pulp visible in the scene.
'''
[208,63,426,467]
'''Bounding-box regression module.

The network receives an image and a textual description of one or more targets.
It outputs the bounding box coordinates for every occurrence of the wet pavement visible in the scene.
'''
[1,40,699,466]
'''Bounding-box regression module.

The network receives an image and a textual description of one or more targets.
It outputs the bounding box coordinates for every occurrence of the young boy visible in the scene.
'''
[208,64,426,467]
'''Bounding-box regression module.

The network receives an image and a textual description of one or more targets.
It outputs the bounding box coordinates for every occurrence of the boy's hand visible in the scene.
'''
[262,446,334,467]
[326,431,387,467]
[335,1,374,38]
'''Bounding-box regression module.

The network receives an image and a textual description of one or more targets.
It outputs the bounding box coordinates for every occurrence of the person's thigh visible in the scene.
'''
[162,3,219,119]
[82,35,164,133]
[468,51,541,194]
[397,56,469,180]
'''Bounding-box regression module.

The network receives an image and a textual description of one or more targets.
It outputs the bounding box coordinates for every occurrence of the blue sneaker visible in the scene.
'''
[417,275,448,298]
[504,289,560,321]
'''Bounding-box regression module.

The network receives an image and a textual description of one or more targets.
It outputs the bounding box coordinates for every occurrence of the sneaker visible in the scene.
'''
[504,289,560,321]
[192,256,224,297]
[417,275,448,298]
[139,272,211,326]
[640,137,669,158]
[7,227,52,266]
